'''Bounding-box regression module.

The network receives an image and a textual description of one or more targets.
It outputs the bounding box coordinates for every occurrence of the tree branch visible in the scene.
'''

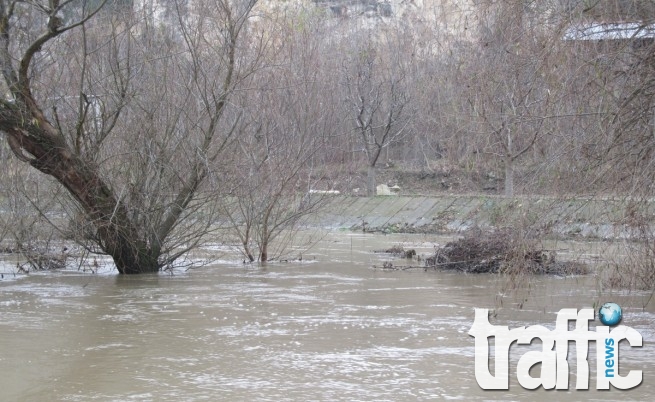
[18,0,111,99]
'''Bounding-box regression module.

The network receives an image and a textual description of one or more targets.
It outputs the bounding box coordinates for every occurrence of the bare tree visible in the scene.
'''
[342,33,411,197]
[0,0,261,273]
[220,8,341,262]
[221,114,330,263]
[462,0,561,197]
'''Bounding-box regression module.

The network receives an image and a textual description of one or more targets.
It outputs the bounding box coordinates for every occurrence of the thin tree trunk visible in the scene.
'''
[259,212,270,262]
[367,164,377,197]
[259,243,268,263]
[504,157,514,197]
[243,241,255,262]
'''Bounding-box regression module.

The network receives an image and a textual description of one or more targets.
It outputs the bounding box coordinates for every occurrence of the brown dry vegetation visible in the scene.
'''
[0,0,654,288]
[424,228,588,276]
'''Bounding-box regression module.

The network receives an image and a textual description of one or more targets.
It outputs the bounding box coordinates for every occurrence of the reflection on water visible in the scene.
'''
[1,232,654,401]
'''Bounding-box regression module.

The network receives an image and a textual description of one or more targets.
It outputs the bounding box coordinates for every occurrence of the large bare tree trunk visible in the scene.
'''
[1,110,159,273]
[0,1,160,274]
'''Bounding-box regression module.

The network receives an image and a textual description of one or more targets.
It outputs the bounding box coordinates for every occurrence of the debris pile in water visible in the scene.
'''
[375,245,417,259]
[425,228,588,275]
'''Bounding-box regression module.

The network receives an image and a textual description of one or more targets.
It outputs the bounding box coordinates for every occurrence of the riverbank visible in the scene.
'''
[310,194,654,240]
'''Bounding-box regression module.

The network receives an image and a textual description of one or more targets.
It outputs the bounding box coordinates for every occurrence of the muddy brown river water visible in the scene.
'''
[1,232,654,401]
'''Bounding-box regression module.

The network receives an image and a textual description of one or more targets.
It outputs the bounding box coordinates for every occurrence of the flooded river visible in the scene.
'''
[1,232,654,401]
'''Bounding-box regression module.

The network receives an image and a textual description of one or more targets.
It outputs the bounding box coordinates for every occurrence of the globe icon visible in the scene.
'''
[599,302,622,326]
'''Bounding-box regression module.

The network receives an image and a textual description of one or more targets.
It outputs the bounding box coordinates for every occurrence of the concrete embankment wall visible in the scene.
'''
[310,195,653,240]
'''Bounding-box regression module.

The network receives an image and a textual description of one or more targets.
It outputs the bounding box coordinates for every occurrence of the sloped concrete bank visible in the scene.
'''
[309,195,655,240]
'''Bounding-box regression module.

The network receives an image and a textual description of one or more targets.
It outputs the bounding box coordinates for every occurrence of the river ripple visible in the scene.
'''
[1,232,653,401]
